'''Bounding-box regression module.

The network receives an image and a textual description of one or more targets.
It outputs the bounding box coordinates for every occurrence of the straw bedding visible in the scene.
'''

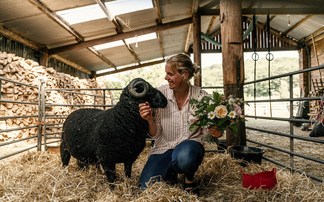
[1,142,323,202]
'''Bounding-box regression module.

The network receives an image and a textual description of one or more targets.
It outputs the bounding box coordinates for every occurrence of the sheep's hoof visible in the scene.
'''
[108,183,116,190]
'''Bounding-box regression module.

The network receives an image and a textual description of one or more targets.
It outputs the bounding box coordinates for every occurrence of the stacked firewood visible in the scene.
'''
[0,51,112,141]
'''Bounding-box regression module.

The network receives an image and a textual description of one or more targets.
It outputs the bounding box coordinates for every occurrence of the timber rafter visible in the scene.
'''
[153,0,165,58]
[28,0,116,72]
[48,18,193,55]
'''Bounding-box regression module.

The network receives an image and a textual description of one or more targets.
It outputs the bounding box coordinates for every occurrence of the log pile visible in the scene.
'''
[0,51,112,141]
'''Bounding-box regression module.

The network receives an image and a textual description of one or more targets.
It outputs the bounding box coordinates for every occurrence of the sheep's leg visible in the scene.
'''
[60,139,71,167]
[124,161,134,178]
[101,162,116,183]
[76,160,88,170]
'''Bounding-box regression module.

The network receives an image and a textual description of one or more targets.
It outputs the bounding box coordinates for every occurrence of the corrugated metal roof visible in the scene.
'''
[0,0,324,77]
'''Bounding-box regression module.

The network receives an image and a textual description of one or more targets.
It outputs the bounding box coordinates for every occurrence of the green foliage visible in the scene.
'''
[243,57,300,98]
[98,56,300,101]
[98,64,166,102]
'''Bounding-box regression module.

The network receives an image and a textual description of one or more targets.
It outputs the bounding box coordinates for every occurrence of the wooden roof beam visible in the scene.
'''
[184,24,193,53]
[184,0,199,53]
[261,5,288,29]
[201,7,324,15]
[302,27,324,45]
[48,17,193,55]
[200,0,220,10]
[283,15,314,35]
[122,39,141,64]
[154,0,164,58]
[28,0,116,71]
[95,0,141,64]
[94,0,122,33]
[0,25,43,51]
[27,0,84,42]
[97,59,165,77]
[206,16,217,35]
[50,55,92,75]
[87,47,116,70]
[245,17,298,46]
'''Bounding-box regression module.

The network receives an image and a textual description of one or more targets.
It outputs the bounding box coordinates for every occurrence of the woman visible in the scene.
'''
[139,54,220,195]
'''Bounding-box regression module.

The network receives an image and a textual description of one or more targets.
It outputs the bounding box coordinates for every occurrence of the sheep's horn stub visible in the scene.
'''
[128,79,149,98]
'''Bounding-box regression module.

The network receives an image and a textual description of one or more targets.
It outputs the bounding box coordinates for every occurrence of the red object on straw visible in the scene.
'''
[242,168,277,189]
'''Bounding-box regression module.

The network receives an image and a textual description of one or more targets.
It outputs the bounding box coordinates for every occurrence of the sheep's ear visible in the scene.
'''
[128,80,149,98]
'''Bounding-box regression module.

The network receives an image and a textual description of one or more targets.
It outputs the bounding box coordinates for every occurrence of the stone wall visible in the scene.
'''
[0,52,112,141]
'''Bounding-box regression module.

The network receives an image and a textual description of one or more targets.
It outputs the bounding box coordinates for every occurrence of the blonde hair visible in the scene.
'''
[166,54,200,81]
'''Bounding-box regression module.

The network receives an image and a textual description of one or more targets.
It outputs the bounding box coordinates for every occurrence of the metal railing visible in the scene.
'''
[0,77,40,160]
[243,63,324,182]
[1,64,323,183]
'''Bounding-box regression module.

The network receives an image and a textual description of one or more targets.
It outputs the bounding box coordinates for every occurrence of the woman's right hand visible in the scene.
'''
[209,126,224,138]
[139,101,153,121]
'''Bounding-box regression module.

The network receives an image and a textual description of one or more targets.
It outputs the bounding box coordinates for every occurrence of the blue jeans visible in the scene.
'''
[139,140,205,190]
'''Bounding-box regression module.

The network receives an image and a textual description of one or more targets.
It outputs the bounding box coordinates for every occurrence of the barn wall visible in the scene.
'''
[0,33,90,79]
[299,37,324,96]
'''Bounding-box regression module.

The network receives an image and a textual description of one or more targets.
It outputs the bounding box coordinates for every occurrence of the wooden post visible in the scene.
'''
[91,71,97,80]
[299,47,310,96]
[220,0,246,146]
[39,47,48,67]
[193,12,202,87]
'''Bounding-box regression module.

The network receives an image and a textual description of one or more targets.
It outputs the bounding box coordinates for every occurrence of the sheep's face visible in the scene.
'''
[127,78,167,109]
[145,87,167,109]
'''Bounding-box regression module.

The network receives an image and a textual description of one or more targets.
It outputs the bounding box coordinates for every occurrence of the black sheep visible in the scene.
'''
[60,78,167,183]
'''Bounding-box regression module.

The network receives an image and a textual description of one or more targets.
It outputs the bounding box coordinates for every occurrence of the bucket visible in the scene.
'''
[229,146,265,166]
[242,168,277,189]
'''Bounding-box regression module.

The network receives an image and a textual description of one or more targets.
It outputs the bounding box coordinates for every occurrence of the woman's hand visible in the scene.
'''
[209,126,224,138]
[139,102,153,121]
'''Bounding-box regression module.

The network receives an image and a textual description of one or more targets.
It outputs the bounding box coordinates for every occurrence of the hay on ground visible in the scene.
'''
[0,144,323,202]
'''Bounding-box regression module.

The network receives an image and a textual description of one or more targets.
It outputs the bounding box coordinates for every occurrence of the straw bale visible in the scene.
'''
[0,143,323,202]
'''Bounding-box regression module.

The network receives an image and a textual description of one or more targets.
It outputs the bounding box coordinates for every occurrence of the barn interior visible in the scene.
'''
[1,0,324,201]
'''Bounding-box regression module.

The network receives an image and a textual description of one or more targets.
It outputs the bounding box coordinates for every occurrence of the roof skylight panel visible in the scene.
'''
[105,0,154,16]
[56,4,106,25]
[57,0,153,25]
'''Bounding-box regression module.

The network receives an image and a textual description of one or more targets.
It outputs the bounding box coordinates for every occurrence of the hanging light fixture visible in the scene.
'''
[287,15,291,26]
[135,35,138,48]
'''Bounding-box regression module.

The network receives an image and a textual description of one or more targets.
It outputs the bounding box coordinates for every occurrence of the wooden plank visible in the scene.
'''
[48,17,193,55]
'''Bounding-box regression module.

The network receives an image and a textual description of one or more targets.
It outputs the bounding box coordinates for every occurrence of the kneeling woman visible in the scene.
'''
[138,54,220,195]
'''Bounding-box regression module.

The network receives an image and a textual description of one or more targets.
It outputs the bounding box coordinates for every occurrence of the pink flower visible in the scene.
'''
[188,113,198,123]
[234,104,242,115]
[229,95,233,98]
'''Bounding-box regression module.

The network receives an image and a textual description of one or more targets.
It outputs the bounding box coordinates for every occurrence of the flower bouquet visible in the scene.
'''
[189,91,246,144]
